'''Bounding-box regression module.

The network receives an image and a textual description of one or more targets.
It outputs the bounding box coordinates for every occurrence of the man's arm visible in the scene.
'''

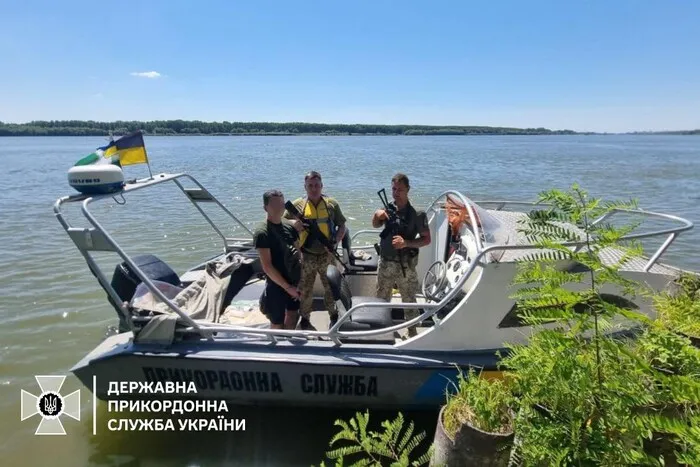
[405,229,431,248]
[405,212,431,248]
[372,209,387,228]
[257,247,296,292]
[331,199,347,243]
[254,229,297,294]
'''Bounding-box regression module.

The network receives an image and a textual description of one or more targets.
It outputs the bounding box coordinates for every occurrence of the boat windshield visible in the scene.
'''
[446,194,511,261]
[472,202,511,248]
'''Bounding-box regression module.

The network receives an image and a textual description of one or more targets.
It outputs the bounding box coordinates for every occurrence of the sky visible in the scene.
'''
[1,0,698,132]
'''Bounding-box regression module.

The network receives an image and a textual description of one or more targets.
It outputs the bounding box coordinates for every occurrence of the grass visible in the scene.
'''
[655,272,700,339]
[442,368,513,438]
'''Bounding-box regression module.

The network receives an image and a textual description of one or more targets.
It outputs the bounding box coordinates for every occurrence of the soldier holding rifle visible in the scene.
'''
[372,173,431,337]
[285,171,347,330]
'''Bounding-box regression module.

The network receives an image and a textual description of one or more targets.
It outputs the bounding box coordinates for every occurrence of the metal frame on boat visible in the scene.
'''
[54,172,695,408]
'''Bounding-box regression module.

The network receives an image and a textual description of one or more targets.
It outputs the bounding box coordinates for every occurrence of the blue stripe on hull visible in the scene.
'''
[413,369,460,402]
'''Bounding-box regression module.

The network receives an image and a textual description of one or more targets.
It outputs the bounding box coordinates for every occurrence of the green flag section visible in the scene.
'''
[74,151,121,167]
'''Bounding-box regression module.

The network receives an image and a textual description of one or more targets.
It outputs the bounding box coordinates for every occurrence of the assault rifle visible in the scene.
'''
[377,188,406,277]
[284,200,348,268]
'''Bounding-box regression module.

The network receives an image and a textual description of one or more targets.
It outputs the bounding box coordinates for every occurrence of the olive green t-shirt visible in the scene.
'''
[284,196,346,255]
[379,201,429,260]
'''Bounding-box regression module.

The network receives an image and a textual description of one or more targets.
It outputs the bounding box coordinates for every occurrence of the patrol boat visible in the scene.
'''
[55,172,695,409]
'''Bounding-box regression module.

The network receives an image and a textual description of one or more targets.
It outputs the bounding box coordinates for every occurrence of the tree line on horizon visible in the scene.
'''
[1,120,696,136]
[0,120,583,136]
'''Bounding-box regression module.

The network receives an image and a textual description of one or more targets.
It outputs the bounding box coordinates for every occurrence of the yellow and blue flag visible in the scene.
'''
[75,130,149,167]
[99,130,148,166]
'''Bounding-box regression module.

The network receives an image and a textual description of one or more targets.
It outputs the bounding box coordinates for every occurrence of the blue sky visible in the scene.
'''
[1,0,698,132]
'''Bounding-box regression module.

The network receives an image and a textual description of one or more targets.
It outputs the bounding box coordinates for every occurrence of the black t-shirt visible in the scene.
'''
[253,220,301,285]
[379,201,429,260]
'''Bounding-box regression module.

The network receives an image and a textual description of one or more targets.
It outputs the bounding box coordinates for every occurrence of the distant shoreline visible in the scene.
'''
[0,120,698,136]
[2,132,698,137]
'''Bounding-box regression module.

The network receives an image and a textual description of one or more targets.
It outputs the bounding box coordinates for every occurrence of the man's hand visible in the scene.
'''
[372,209,389,228]
[285,285,300,300]
[392,235,406,249]
[290,219,305,232]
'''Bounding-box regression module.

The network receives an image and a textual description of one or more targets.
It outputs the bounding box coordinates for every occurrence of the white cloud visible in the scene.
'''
[92,93,104,99]
[130,71,162,79]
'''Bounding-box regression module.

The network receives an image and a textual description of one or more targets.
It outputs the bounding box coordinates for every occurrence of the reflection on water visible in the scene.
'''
[85,404,438,466]
[0,135,698,466]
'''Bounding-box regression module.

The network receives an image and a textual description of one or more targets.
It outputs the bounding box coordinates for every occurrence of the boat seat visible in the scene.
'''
[111,254,182,303]
[341,227,379,272]
[109,254,182,332]
[326,265,392,331]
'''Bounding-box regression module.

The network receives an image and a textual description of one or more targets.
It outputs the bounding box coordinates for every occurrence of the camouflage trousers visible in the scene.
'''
[298,251,337,319]
[376,254,421,328]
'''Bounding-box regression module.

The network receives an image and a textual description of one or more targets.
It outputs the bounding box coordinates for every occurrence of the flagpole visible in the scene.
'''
[140,130,154,180]
[145,148,154,180]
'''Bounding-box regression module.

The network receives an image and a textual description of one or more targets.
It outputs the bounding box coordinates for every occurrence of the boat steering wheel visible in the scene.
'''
[423,250,471,302]
[422,260,447,302]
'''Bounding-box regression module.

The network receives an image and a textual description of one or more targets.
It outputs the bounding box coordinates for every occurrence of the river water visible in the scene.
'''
[0,135,698,466]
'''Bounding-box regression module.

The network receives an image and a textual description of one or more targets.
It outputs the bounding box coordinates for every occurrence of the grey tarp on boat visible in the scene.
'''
[134,254,256,345]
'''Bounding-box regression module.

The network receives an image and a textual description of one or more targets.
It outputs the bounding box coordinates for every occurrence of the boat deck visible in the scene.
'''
[219,292,430,343]
[487,210,679,275]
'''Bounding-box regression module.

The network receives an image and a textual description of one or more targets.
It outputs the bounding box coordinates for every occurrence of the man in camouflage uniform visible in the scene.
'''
[285,171,346,330]
[372,173,431,337]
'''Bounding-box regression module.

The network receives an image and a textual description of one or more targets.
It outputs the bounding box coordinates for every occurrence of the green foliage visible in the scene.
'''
[654,272,700,339]
[318,411,432,467]
[505,330,668,465]
[636,325,700,378]
[317,184,698,466]
[442,368,513,436]
[500,184,699,466]
[0,120,578,136]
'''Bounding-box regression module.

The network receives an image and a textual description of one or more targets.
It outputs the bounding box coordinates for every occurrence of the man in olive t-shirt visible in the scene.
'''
[254,189,302,330]
[371,173,431,337]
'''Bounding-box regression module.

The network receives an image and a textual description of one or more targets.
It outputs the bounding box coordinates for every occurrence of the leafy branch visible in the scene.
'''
[318,411,432,467]
[501,184,699,465]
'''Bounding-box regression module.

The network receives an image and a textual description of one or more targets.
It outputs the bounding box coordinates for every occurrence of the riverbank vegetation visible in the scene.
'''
[320,185,700,466]
[1,121,697,137]
[0,120,579,136]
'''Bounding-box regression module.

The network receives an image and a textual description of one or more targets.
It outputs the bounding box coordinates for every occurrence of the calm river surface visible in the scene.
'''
[1,135,698,466]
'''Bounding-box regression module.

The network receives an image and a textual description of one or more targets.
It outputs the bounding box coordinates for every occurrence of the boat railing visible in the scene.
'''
[54,173,255,340]
[187,191,480,344]
[181,195,693,344]
[192,212,694,344]
[350,229,382,248]
[474,199,694,272]
[55,177,693,346]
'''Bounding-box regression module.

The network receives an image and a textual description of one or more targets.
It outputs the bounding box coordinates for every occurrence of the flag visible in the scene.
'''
[74,149,121,167]
[99,130,148,166]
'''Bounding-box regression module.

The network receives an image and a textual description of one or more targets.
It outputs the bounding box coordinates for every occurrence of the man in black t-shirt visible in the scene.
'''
[253,190,303,329]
